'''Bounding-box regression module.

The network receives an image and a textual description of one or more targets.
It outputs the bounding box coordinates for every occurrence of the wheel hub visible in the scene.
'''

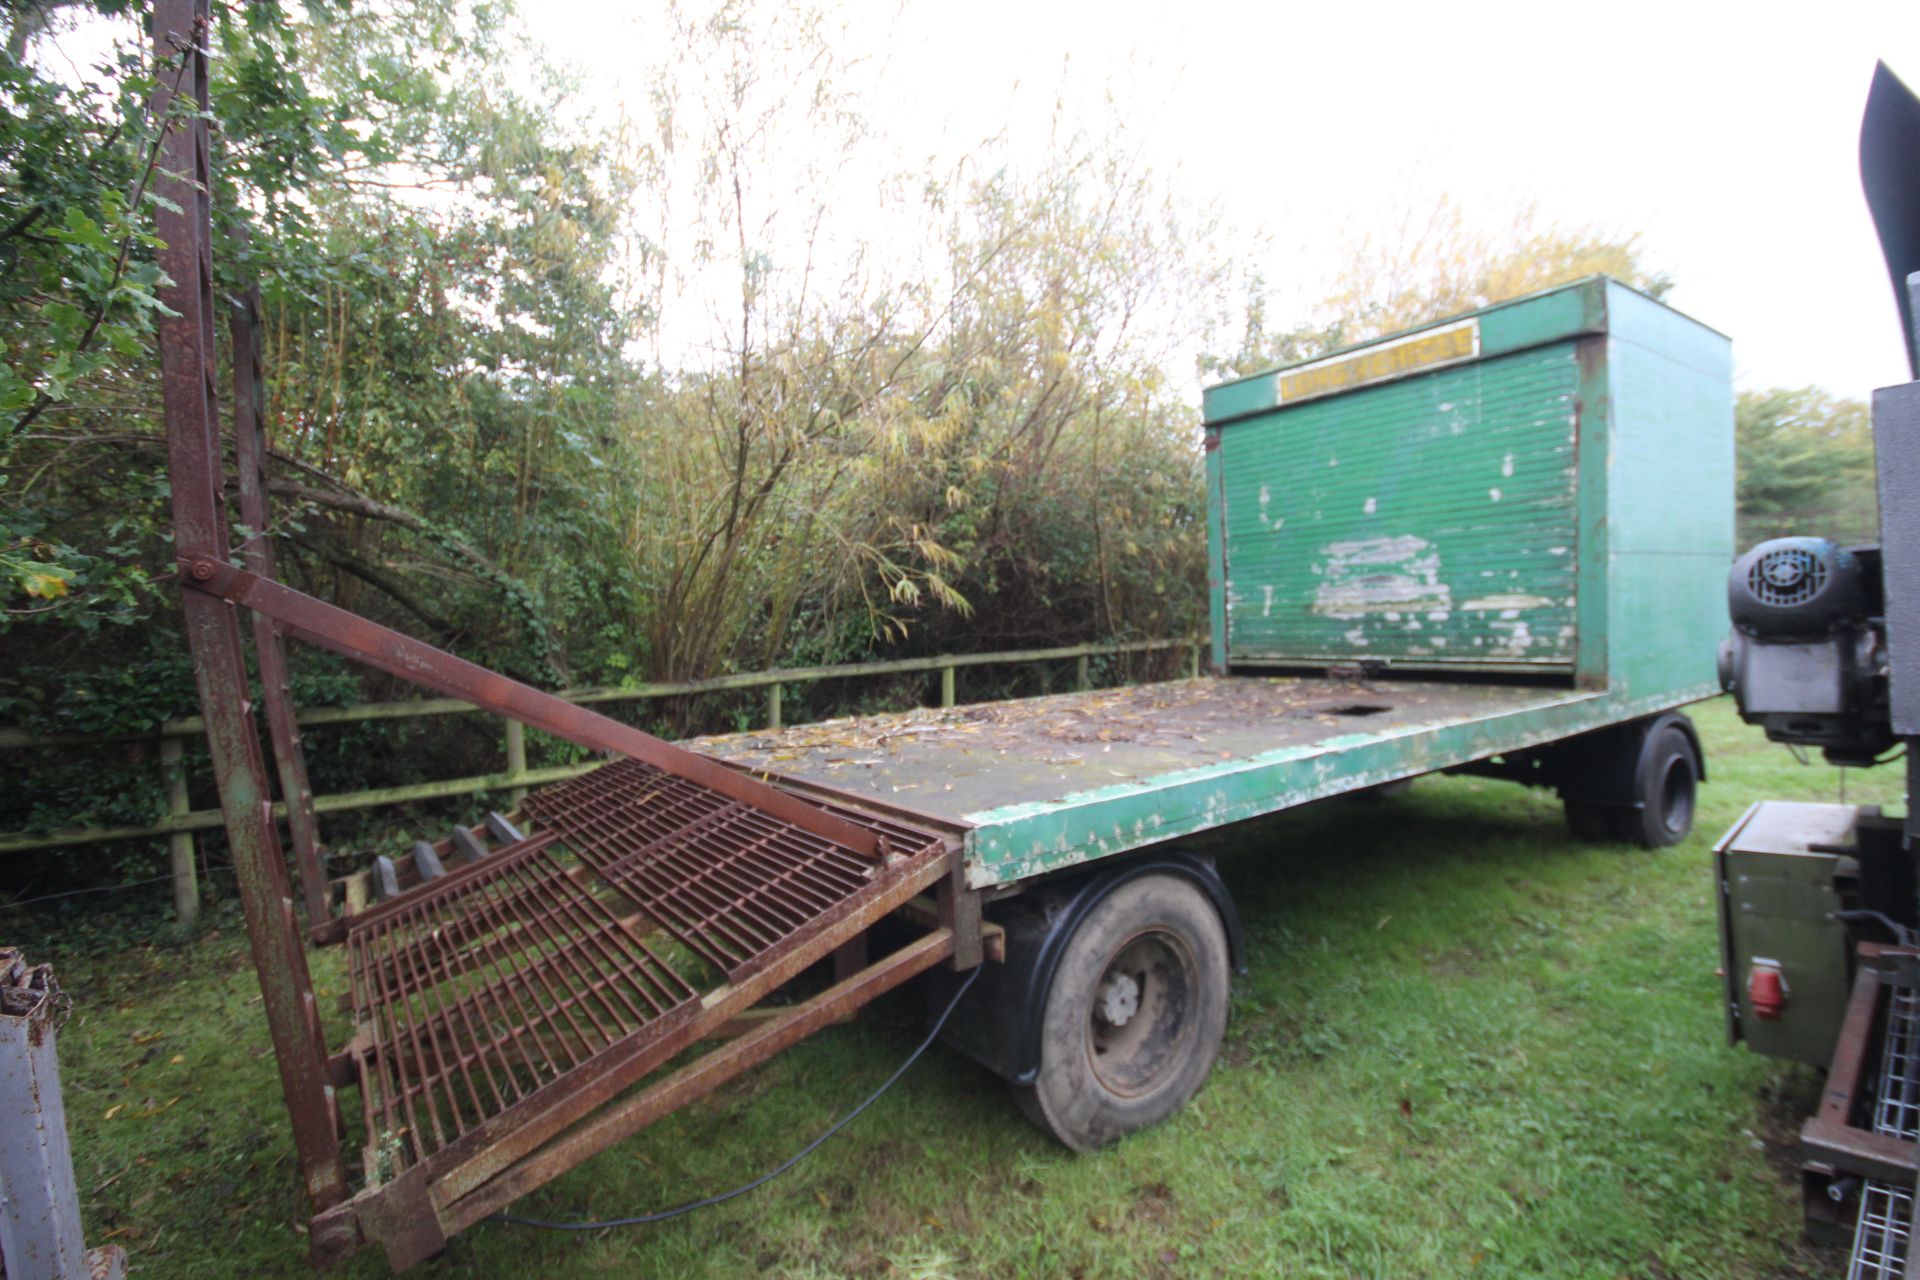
[1094,971,1141,1027]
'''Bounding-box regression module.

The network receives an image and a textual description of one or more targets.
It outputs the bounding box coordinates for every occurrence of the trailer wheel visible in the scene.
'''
[1561,720,1701,847]
[1014,874,1229,1152]
[1620,721,1700,848]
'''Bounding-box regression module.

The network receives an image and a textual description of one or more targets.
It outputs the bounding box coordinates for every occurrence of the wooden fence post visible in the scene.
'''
[940,666,955,709]
[159,737,199,926]
[1075,654,1090,691]
[1190,644,1202,679]
[766,683,783,731]
[504,720,528,809]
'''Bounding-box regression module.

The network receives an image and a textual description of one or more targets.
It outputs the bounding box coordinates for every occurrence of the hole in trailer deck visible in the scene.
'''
[1328,704,1391,717]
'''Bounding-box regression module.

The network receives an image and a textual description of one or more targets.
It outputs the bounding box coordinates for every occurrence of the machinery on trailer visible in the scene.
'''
[1712,62,1920,1279]
[145,3,1734,1269]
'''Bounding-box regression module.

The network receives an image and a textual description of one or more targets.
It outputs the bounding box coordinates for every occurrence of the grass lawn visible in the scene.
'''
[5,696,1902,1278]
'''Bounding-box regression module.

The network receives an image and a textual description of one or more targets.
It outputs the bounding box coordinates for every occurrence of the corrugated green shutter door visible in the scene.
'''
[1219,341,1581,668]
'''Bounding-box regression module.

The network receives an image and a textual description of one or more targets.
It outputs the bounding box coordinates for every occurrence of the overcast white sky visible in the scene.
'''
[548,0,1920,400]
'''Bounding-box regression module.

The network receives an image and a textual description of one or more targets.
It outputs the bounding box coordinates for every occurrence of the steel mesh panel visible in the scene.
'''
[346,832,698,1173]
[525,759,926,982]
[1852,1182,1913,1280]
[1851,988,1920,1278]
[1875,988,1920,1139]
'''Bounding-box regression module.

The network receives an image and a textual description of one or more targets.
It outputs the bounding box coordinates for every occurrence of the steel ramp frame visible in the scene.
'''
[319,817,955,1270]
[148,1,980,1269]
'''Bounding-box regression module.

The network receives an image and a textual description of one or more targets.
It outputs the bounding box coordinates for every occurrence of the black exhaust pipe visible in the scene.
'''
[1862,60,1920,378]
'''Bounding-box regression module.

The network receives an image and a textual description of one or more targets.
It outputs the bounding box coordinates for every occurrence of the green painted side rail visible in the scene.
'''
[0,636,1204,863]
[963,681,1719,887]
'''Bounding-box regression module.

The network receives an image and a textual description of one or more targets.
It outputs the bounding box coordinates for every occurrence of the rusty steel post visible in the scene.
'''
[151,0,347,1211]
[0,952,126,1280]
[229,284,329,923]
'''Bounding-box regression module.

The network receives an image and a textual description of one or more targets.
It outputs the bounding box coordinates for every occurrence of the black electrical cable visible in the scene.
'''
[491,961,983,1232]
[1835,909,1917,947]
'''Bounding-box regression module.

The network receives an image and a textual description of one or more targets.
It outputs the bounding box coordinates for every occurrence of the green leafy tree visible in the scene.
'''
[1735,386,1878,547]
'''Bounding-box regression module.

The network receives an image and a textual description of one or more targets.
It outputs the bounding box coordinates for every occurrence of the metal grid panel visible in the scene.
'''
[346,833,698,1173]
[1875,987,1920,1139]
[526,760,928,982]
[1851,987,1920,1278]
[1850,1182,1912,1280]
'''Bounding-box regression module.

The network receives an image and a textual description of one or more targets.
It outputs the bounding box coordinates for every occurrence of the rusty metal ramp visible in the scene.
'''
[345,832,701,1175]
[342,760,948,1189]
[524,760,895,983]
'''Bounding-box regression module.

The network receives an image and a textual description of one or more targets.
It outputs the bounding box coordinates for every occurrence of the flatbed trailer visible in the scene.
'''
[133,5,1735,1266]
[691,664,1719,1151]
[700,671,1713,890]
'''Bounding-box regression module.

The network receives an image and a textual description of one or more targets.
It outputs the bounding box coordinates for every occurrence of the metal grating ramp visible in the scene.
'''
[345,758,947,1183]
[525,759,929,982]
[1850,986,1920,1279]
[346,832,700,1174]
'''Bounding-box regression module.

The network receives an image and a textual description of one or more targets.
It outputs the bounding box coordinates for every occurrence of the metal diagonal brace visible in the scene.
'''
[176,556,882,859]
[229,283,329,923]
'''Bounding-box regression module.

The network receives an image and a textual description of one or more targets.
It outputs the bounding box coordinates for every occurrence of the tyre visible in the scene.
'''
[1619,722,1700,848]
[1564,799,1622,842]
[1013,874,1230,1152]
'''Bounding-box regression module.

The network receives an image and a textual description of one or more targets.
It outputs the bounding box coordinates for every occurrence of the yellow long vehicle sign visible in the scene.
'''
[1278,317,1481,404]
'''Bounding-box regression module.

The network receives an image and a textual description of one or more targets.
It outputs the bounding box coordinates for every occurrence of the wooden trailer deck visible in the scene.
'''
[699,672,1671,888]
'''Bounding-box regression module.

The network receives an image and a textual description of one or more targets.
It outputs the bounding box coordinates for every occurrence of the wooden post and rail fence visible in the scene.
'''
[2,637,1205,924]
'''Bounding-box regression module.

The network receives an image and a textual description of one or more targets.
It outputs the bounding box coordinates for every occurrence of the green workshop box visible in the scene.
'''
[1202,277,1735,694]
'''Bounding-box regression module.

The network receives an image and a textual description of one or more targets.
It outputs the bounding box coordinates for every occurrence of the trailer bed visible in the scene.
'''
[699,673,1691,888]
